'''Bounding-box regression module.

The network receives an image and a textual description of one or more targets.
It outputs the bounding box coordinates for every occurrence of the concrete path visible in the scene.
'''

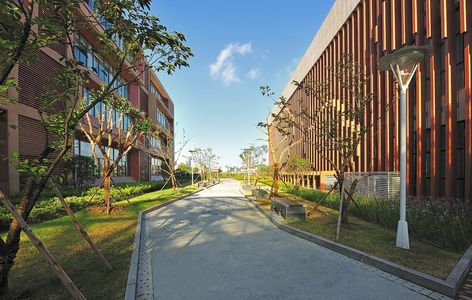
[138,180,439,300]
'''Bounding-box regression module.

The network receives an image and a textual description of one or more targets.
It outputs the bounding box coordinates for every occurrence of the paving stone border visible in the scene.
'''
[124,182,220,300]
[245,195,472,298]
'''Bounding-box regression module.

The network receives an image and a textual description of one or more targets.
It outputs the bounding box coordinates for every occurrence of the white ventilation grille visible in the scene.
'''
[344,172,400,201]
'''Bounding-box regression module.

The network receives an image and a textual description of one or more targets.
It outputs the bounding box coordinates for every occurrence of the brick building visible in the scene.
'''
[269,0,471,201]
[0,1,174,196]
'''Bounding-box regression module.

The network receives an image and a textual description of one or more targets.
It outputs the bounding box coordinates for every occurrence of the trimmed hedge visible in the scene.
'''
[288,186,472,252]
[0,181,166,229]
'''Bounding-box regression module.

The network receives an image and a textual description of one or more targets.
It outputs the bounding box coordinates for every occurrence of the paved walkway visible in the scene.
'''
[137,180,443,299]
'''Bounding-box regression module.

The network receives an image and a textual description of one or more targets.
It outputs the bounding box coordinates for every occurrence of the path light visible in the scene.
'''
[189,149,197,186]
[378,45,431,250]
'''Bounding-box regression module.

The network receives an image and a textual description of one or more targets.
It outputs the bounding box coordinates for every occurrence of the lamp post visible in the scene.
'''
[189,149,196,186]
[379,45,431,249]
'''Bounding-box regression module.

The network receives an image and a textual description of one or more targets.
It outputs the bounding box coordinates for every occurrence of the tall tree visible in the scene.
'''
[145,128,190,191]
[192,148,218,181]
[80,96,152,214]
[239,145,267,185]
[291,54,389,225]
[0,0,192,295]
[259,86,303,197]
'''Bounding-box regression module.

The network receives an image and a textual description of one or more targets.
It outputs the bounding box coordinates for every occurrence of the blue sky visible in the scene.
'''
[151,0,335,168]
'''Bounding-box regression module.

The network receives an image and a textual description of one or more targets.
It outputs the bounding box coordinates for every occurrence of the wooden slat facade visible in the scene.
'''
[271,0,472,201]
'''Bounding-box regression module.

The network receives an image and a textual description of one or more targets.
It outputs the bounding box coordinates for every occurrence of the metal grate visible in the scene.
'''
[136,216,154,299]
[344,172,400,201]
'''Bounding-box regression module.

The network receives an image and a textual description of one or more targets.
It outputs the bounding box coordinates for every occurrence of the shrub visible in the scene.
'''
[0,181,166,228]
[288,186,472,251]
[63,156,98,188]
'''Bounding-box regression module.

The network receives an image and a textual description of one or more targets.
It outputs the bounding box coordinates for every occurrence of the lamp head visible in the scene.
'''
[378,45,432,72]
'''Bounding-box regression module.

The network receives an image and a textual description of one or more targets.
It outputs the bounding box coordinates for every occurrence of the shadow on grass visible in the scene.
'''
[6,186,198,299]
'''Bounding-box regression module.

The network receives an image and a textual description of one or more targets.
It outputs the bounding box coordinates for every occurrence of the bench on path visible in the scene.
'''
[271,197,306,221]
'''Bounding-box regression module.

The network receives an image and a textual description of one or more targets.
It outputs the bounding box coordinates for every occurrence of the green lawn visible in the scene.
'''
[4,185,198,299]
[256,193,462,279]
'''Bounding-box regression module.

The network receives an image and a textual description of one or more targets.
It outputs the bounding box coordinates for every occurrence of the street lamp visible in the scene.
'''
[379,45,431,249]
[189,149,197,186]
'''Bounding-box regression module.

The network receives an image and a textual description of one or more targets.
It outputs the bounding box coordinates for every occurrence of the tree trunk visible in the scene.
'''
[103,173,111,215]
[0,255,10,297]
[0,177,36,297]
[171,174,176,191]
[341,194,349,225]
[273,163,280,196]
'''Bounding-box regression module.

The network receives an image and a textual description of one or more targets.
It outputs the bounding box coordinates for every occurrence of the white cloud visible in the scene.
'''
[209,42,252,85]
[246,67,261,80]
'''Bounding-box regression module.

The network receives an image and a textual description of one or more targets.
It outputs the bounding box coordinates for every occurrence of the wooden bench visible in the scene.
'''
[271,198,306,221]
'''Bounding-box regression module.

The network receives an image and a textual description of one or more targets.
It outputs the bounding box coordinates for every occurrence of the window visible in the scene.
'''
[117,83,128,98]
[86,0,94,11]
[74,139,129,176]
[76,34,129,99]
[150,136,160,149]
[150,157,162,176]
[156,109,168,128]
[150,83,157,94]
[99,16,112,32]
[150,83,164,102]
[74,42,88,66]
[99,62,109,83]
[83,88,90,105]
[122,115,131,131]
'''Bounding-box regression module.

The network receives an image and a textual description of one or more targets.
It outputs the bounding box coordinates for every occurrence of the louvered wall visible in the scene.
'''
[271,0,472,201]
[18,50,62,111]
[0,112,8,195]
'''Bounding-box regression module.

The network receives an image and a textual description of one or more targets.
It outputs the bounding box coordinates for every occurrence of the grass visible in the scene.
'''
[4,185,198,299]
[254,192,462,279]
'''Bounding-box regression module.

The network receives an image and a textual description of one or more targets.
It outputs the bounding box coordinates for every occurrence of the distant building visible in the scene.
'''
[0,1,174,195]
[269,0,471,201]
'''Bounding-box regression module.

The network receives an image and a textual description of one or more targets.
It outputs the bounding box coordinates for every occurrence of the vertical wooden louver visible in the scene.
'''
[270,0,472,201]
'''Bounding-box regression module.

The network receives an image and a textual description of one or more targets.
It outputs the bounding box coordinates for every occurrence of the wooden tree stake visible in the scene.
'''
[0,190,87,300]
[49,181,113,271]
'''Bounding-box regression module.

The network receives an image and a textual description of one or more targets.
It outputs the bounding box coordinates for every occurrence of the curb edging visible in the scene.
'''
[124,181,221,300]
[244,195,472,298]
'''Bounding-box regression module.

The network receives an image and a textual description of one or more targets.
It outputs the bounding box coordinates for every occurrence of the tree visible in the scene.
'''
[176,163,192,173]
[80,96,152,214]
[286,155,313,186]
[145,128,190,191]
[290,54,390,227]
[239,145,267,186]
[0,0,192,295]
[258,86,304,197]
[192,148,218,180]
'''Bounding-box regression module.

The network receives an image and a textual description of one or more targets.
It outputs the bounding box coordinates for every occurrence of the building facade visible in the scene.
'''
[269,0,472,201]
[0,1,174,196]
